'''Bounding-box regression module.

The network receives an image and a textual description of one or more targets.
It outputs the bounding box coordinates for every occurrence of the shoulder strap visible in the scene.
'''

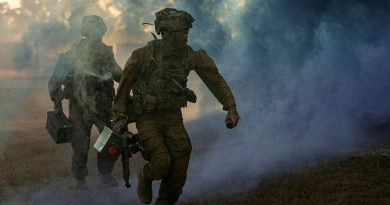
[140,40,165,79]
[137,41,154,78]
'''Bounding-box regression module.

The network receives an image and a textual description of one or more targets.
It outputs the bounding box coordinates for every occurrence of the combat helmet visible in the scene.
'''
[154,8,194,35]
[81,15,107,38]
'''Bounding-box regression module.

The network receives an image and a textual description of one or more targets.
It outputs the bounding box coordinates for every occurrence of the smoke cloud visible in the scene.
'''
[1,0,390,203]
[178,0,390,198]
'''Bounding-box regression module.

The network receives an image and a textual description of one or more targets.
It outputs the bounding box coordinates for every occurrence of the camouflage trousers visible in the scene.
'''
[69,100,119,180]
[136,109,192,205]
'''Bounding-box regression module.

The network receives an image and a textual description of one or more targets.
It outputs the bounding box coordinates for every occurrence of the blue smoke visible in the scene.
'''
[176,0,390,199]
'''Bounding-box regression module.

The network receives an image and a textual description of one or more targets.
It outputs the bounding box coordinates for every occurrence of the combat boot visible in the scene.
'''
[137,168,153,204]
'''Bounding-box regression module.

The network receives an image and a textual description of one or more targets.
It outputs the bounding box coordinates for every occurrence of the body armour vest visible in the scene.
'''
[131,40,197,116]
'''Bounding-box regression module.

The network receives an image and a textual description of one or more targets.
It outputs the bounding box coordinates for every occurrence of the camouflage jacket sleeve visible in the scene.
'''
[192,49,236,111]
[112,47,145,113]
[106,46,122,82]
[48,52,70,101]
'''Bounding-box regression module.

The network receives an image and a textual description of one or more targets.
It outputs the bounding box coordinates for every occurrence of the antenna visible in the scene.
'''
[142,23,158,40]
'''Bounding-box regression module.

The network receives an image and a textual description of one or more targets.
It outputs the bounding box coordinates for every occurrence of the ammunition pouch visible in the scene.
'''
[156,95,187,110]
[130,94,142,117]
[143,94,157,112]
[132,88,196,116]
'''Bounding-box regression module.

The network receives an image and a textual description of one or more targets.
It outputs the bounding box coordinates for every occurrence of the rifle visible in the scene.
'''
[120,130,143,188]
[93,126,143,188]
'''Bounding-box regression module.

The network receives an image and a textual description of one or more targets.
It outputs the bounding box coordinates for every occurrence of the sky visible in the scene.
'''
[1,0,390,202]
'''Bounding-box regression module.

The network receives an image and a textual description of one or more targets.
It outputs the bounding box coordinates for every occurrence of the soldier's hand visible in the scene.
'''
[111,112,128,133]
[225,107,239,129]
[54,106,62,114]
[53,101,63,114]
[113,119,128,133]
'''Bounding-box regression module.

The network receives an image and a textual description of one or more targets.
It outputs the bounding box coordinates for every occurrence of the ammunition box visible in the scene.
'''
[93,126,122,156]
[46,111,73,144]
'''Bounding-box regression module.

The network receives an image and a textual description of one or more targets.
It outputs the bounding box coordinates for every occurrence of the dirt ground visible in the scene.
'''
[1,84,390,205]
[180,148,390,205]
[0,85,146,204]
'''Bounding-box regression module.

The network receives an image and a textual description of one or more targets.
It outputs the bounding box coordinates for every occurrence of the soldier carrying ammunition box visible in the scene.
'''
[48,15,122,189]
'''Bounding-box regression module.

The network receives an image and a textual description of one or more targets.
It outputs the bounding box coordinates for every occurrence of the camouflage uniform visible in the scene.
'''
[48,15,122,183]
[112,9,237,205]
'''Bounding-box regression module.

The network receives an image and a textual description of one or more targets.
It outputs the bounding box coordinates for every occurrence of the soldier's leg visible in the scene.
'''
[69,101,93,181]
[156,112,192,205]
[137,114,171,181]
[156,154,191,205]
[94,115,120,175]
[135,114,172,203]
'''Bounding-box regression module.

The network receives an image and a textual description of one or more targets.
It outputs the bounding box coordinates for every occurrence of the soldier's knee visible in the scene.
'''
[173,164,188,187]
[151,153,171,180]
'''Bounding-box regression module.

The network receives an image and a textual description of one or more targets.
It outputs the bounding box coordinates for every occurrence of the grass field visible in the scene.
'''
[1,89,389,204]
[1,126,389,205]
[180,148,390,205]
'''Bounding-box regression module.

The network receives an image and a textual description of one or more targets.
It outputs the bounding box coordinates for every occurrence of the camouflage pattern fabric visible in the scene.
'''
[48,30,122,181]
[136,110,191,205]
[112,40,236,204]
[112,8,236,204]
